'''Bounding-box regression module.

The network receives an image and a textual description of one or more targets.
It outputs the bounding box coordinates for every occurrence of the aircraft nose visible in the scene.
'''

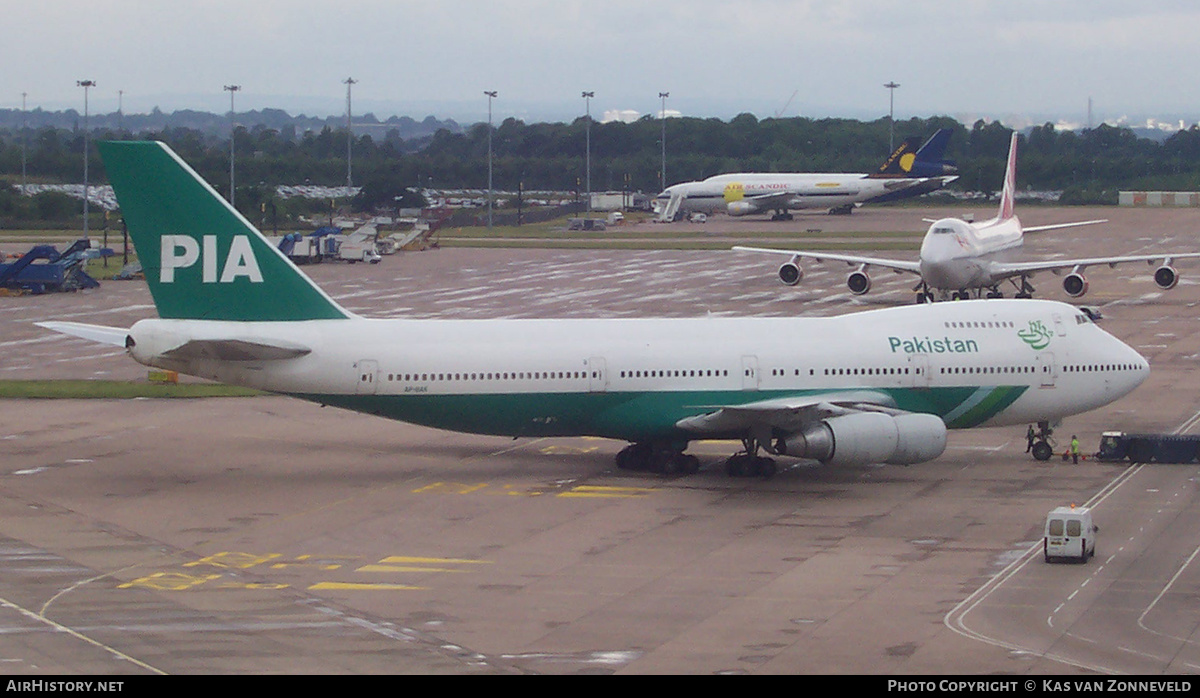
[1115,336,1150,396]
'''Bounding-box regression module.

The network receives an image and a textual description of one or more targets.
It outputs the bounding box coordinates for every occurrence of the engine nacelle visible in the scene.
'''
[779,262,803,286]
[887,414,950,465]
[1154,265,1179,290]
[1062,272,1089,298]
[776,412,947,467]
[727,201,758,217]
[847,269,872,295]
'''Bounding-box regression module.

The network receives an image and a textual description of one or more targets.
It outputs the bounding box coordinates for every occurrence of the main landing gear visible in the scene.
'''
[770,210,795,221]
[615,436,779,478]
[1012,276,1035,299]
[1030,421,1056,461]
[915,278,1036,304]
[616,441,700,475]
[724,436,777,478]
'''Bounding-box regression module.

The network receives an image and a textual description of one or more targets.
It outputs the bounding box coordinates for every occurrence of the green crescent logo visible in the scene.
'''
[1017,320,1053,350]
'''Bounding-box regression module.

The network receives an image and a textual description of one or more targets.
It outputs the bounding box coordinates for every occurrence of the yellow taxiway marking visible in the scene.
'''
[557,485,656,498]
[357,565,469,573]
[358,555,492,573]
[119,572,222,591]
[308,582,427,591]
[412,482,490,495]
[184,552,280,569]
[379,556,490,565]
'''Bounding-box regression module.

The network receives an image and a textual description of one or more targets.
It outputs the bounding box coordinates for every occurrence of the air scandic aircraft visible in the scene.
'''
[654,129,958,221]
[40,141,1149,476]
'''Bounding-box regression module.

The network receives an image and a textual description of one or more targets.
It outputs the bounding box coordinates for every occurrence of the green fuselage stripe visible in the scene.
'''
[296,385,1029,442]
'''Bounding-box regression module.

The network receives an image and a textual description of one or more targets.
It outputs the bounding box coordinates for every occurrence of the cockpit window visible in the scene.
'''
[933,226,956,234]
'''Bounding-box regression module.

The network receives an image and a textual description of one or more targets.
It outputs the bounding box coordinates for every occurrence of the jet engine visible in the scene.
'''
[847,268,872,295]
[727,201,758,217]
[1154,265,1179,290]
[779,262,803,286]
[774,412,947,467]
[1062,272,1089,298]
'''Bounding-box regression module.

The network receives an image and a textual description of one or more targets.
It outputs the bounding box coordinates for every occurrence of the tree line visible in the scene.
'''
[4,113,1200,227]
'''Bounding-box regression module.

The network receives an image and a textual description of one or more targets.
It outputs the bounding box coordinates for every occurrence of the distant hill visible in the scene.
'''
[0,107,462,142]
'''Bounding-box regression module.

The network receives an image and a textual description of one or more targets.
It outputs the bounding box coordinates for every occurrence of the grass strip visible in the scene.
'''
[0,380,263,399]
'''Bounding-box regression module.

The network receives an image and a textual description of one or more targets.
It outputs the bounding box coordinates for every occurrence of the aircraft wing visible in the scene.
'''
[733,246,923,275]
[1024,219,1108,233]
[740,191,795,208]
[989,252,1200,279]
[675,391,902,435]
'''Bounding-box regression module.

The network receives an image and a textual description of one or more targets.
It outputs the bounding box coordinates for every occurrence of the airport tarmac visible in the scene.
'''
[3,205,1200,674]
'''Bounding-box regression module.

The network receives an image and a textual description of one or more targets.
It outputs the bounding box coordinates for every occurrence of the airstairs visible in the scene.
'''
[655,191,684,222]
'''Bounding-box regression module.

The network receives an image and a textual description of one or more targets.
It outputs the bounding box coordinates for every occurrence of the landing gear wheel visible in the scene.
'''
[723,453,776,478]
[662,453,700,476]
[725,453,749,477]
[616,443,652,471]
[617,442,699,476]
[1032,441,1053,462]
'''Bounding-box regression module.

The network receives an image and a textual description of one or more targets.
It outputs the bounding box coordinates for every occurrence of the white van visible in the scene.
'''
[1043,506,1098,563]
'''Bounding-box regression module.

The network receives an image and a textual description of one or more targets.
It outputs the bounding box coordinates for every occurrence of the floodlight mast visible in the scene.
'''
[224,84,241,206]
[77,80,95,236]
[485,90,498,228]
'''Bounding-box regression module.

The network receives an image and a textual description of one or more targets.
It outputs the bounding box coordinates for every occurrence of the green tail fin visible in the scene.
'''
[98,140,350,321]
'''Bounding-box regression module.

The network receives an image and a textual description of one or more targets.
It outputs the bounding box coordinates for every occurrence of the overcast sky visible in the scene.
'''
[7,1,1200,126]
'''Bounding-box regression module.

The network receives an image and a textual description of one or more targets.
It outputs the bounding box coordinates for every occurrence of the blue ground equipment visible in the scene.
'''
[0,239,106,293]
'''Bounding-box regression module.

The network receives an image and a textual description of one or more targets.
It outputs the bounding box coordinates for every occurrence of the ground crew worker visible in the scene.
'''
[1071,435,1080,464]
[1026,425,1036,453]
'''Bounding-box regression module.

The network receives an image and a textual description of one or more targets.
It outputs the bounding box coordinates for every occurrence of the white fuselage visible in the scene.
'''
[656,173,928,217]
[918,215,1025,291]
[125,299,1146,440]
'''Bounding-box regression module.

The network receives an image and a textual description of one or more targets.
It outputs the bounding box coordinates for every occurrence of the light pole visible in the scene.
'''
[659,92,669,191]
[20,92,27,193]
[224,84,240,206]
[77,80,94,238]
[344,77,357,187]
[884,81,900,153]
[582,91,593,214]
[485,90,497,229]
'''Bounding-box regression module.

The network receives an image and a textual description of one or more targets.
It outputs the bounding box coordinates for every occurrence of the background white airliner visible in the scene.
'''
[654,130,958,221]
[737,132,1200,303]
[39,141,1148,478]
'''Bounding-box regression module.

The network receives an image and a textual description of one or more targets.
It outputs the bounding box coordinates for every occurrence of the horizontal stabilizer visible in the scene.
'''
[35,321,129,348]
[161,338,312,362]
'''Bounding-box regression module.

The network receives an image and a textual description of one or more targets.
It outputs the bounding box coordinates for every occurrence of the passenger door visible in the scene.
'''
[588,357,608,393]
[741,355,760,391]
[355,359,379,395]
[1037,352,1057,388]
